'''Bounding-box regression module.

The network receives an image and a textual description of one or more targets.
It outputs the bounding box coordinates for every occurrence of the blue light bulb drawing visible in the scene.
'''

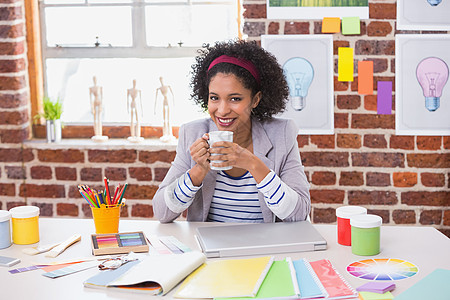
[283,57,314,111]
[427,0,442,6]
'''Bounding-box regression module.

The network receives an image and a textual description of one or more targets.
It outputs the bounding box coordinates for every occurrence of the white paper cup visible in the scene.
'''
[208,131,233,170]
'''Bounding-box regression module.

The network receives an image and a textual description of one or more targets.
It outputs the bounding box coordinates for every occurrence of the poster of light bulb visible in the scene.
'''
[427,0,442,6]
[262,35,334,134]
[396,34,450,135]
[398,0,450,31]
[416,57,449,112]
[283,57,314,111]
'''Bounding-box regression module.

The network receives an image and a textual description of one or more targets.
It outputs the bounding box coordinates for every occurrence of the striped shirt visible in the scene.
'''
[207,171,263,223]
[165,169,297,221]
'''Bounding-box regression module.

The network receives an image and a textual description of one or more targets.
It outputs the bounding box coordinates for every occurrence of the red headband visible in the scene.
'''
[207,55,261,84]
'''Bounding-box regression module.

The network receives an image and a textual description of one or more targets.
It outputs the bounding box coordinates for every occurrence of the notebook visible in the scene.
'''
[309,259,358,300]
[174,256,273,299]
[216,258,296,300]
[195,221,327,258]
[292,258,328,299]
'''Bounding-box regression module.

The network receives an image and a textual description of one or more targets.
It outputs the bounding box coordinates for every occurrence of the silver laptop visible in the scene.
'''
[195,221,327,258]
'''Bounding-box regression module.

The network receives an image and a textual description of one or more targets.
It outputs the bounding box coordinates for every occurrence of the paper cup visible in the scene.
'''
[208,131,233,171]
[91,205,121,234]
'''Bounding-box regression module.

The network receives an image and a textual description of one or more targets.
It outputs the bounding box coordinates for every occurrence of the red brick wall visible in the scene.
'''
[0,0,449,237]
[243,0,450,237]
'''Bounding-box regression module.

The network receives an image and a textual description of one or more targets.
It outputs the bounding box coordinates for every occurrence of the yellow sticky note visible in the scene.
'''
[338,47,354,82]
[322,17,341,33]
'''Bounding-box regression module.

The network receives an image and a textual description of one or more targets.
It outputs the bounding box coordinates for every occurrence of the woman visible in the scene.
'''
[153,40,310,223]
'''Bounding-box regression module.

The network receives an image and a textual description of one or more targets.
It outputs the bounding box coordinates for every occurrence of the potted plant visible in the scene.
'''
[34,96,63,143]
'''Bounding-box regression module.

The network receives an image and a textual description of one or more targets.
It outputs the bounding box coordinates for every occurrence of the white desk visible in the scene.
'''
[1,218,449,299]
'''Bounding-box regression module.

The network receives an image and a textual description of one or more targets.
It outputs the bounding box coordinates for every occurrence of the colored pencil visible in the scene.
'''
[118,183,128,204]
[112,185,120,205]
[79,190,97,208]
[104,177,111,205]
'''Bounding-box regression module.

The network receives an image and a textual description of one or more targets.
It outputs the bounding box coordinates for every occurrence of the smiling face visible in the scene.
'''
[208,73,261,137]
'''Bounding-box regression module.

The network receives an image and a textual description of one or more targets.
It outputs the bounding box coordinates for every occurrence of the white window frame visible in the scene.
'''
[39,0,240,120]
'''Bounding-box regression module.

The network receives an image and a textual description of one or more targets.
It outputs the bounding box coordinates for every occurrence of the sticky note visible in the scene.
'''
[338,47,354,82]
[322,17,341,33]
[377,81,392,115]
[342,16,361,35]
[358,291,394,300]
[358,61,374,95]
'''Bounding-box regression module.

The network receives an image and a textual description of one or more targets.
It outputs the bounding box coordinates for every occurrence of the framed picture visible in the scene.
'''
[397,0,450,31]
[267,0,369,20]
[261,35,334,135]
[395,34,450,136]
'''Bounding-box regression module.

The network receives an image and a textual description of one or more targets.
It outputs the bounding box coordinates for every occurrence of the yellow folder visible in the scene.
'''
[174,256,274,299]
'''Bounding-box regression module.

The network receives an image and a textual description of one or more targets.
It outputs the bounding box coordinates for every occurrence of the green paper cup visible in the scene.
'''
[350,214,382,256]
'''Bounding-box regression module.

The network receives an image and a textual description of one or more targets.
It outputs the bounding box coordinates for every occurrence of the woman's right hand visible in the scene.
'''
[188,134,211,186]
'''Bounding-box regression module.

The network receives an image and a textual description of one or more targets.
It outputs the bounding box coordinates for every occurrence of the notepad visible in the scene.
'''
[216,259,296,300]
[175,256,273,299]
[292,258,327,299]
[309,259,357,299]
[395,268,450,300]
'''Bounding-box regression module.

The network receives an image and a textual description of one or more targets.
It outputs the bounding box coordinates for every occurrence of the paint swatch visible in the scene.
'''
[42,261,99,278]
[91,231,149,255]
[9,265,46,274]
[146,235,191,254]
[347,258,419,281]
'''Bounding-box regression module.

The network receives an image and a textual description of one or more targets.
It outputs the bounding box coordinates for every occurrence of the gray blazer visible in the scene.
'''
[152,117,311,223]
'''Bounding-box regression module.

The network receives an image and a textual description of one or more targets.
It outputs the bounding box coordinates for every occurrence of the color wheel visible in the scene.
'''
[347,258,419,280]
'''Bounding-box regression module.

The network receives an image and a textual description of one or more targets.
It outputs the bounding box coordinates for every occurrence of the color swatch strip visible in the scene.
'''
[347,258,418,281]
[9,265,46,274]
[42,261,99,278]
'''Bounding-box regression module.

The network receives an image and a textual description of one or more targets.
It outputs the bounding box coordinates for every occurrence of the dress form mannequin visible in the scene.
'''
[127,79,144,143]
[89,76,108,142]
[155,76,176,142]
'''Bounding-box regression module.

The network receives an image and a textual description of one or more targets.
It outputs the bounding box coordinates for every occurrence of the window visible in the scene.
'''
[39,0,240,127]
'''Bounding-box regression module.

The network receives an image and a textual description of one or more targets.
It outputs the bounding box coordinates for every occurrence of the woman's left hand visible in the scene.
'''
[208,141,254,170]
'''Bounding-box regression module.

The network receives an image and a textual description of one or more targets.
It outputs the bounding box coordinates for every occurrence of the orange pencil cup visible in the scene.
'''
[91,205,121,234]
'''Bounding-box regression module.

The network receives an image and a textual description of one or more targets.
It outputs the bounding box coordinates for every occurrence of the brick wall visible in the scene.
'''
[0,0,449,237]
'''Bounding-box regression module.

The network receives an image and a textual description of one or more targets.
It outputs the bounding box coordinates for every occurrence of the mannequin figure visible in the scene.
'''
[154,76,176,142]
[89,76,108,142]
[127,79,144,143]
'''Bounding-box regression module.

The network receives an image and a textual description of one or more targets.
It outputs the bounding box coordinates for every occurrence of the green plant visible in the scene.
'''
[34,96,63,121]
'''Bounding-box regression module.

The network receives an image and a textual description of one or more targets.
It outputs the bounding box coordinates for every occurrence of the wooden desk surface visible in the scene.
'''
[1,218,449,299]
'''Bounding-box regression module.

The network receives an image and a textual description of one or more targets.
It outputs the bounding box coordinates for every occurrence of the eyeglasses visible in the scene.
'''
[98,255,138,270]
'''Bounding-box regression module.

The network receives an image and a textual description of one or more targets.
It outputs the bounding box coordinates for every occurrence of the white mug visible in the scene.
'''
[208,131,233,170]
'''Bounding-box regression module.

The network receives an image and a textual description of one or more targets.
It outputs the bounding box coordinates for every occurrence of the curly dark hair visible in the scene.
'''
[190,40,289,121]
